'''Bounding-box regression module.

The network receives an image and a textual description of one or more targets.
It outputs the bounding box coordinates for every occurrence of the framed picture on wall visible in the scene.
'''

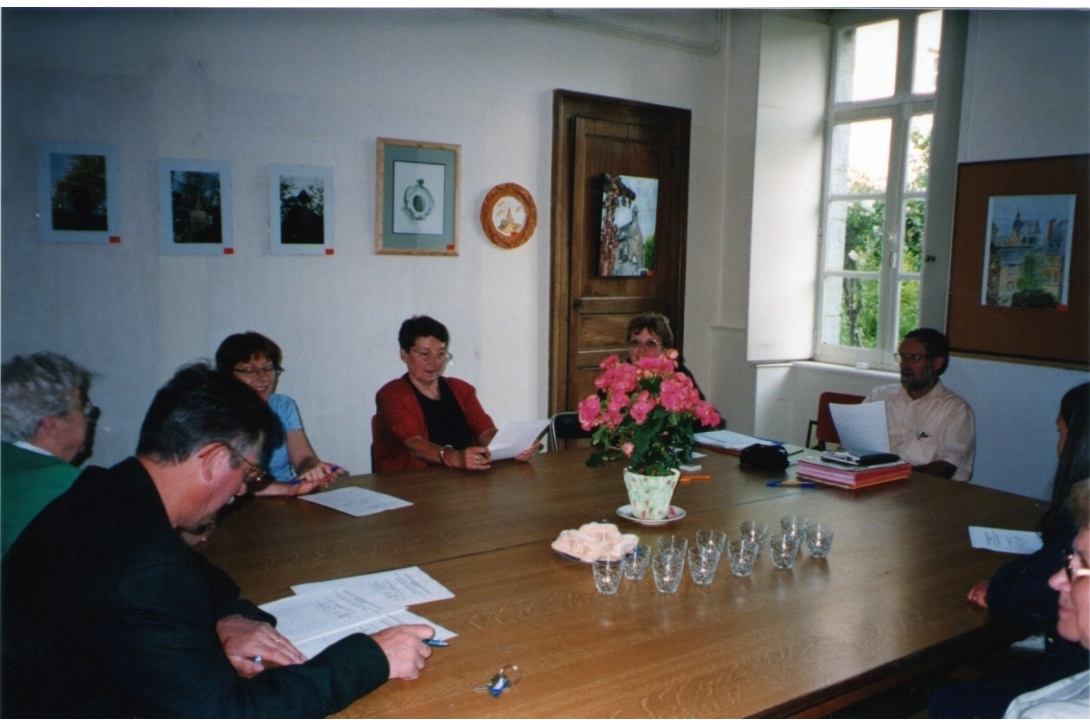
[158,158,233,256]
[35,141,120,244]
[375,137,460,255]
[947,154,1089,365]
[269,164,334,255]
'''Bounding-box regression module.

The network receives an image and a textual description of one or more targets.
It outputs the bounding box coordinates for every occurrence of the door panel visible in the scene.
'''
[550,91,691,436]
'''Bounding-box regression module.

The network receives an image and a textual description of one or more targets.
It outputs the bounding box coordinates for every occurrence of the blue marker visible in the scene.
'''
[767,480,819,488]
[424,638,448,647]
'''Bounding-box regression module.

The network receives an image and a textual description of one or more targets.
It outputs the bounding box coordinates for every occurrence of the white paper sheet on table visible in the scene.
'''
[829,401,890,452]
[292,565,454,603]
[489,419,550,460]
[969,526,1043,554]
[693,429,777,451]
[299,486,412,517]
[263,566,458,658]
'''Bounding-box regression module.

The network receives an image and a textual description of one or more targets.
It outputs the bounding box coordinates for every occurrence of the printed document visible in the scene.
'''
[300,486,412,517]
[969,526,1044,555]
[489,419,550,460]
[829,401,890,452]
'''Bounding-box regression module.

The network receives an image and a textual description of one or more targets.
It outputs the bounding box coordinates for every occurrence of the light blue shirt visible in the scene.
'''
[264,393,302,482]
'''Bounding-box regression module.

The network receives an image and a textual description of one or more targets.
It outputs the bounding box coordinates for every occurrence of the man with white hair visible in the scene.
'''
[1,351,97,555]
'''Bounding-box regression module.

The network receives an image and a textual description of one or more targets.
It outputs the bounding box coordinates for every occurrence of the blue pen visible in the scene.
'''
[767,480,818,488]
[290,464,342,486]
[424,638,448,647]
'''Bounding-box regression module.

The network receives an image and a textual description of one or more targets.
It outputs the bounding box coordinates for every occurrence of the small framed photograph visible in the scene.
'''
[481,182,537,250]
[35,141,120,244]
[269,165,334,255]
[376,137,460,255]
[158,158,233,255]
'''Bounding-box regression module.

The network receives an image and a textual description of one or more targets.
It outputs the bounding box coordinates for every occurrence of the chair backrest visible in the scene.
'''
[549,412,591,451]
[807,392,866,450]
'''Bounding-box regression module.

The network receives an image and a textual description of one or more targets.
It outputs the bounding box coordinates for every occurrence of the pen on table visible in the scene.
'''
[289,464,342,486]
[424,638,448,647]
[679,474,711,482]
[767,480,820,488]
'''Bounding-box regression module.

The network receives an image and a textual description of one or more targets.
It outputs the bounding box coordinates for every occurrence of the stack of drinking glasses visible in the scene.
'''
[652,535,688,593]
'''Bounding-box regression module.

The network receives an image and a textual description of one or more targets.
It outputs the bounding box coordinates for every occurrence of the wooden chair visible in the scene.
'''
[805,392,866,450]
[548,412,592,452]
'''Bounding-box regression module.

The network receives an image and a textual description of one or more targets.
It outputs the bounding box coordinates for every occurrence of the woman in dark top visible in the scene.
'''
[931,382,1089,717]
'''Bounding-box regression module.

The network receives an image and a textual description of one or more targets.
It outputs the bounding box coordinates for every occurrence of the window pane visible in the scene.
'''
[821,276,880,349]
[835,19,898,103]
[913,11,943,95]
[901,199,925,274]
[829,119,891,194]
[825,200,885,272]
[906,114,932,191]
[897,279,920,342]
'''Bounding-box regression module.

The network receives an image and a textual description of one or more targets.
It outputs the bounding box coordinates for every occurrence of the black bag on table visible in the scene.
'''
[739,443,790,472]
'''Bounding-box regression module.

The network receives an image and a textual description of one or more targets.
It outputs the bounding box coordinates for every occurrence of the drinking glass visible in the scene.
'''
[726,538,759,576]
[805,523,835,558]
[688,546,721,585]
[780,515,809,542]
[622,545,652,580]
[651,552,685,593]
[769,532,801,569]
[656,534,688,558]
[738,520,769,555]
[593,559,623,594]
[695,529,727,558]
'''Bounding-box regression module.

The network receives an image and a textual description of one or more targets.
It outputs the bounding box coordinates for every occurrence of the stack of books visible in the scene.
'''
[796,450,911,490]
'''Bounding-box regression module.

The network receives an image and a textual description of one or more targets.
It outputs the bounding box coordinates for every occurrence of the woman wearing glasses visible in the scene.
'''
[624,312,722,430]
[373,315,537,472]
[1005,480,1090,717]
[215,332,343,496]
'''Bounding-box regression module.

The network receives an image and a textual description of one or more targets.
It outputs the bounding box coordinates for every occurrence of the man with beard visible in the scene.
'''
[864,328,975,481]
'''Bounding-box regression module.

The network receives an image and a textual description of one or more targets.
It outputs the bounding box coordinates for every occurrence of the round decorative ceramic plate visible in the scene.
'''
[616,504,687,526]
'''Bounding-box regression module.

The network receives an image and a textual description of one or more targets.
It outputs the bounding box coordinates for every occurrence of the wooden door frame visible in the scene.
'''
[549,89,692,416]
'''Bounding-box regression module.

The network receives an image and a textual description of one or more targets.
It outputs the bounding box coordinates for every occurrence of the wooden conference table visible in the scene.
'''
[200,447,1039,718]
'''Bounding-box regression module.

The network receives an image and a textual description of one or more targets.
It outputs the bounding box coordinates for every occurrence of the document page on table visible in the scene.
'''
[969,526,1043,554]
[282,609,457,659]
[489,419,550,460]
[292,565,454,604]
[299,486,412,517]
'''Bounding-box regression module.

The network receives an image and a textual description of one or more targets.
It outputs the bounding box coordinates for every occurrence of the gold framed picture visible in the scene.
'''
[480,182,536,250]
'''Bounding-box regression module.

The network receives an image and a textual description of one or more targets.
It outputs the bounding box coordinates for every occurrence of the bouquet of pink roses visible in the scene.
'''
[578,351,721,476]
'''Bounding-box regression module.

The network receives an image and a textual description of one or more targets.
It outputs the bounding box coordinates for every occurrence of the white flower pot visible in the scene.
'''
[623,467,681,520]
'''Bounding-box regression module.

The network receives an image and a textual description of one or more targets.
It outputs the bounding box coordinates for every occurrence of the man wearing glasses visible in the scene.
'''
[1,351,98,555]
[2,363,433,717]
[863,328,976,480]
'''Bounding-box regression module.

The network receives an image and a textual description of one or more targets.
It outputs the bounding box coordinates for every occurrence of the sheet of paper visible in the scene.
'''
[292,565,454,605]
[299,486,412,517]
[969,526,1043,555]
[261,586,406,645]
[694,429,777,451]
[829,400,890,452]
[286,609,457,660]
[489,419,550,460]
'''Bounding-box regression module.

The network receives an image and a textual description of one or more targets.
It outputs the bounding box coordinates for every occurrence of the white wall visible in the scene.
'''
[1,8,731,474]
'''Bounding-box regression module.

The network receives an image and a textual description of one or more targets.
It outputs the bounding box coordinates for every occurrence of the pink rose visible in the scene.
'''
[577,395,601,430]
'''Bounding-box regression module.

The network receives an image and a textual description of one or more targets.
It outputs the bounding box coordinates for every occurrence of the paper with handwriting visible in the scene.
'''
[969,526,1043,555]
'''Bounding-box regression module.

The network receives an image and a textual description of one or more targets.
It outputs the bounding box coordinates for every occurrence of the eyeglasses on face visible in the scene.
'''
[411,349,453,363]
[1064,552,1090,582]
[893,353,930,363]
[219,443,267,487]
[628,338,661,350]
[233,364,282,378]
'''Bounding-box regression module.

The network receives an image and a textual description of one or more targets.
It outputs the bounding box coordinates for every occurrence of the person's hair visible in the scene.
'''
[136,362,283,465]
[398,316,449,352]
[1070,479,1089,529]
[1041,382,1090,535]
[903,328,951,376]
[626,312,675,349]
[1,352,94,442]
[214,332,283,372]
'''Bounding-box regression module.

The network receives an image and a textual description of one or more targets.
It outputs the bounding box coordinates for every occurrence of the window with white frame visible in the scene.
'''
[815,10,943,367]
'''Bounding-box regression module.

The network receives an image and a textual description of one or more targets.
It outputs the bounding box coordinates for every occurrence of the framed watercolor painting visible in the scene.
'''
[269,165,334,255]
[947,154,1088,365]
[481,182,537,250]
[159,158,233,256]
[35,141,120,244]
[375,138,460,256]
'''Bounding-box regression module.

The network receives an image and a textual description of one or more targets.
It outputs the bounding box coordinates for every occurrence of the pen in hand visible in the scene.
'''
[289,464,343,486]
[423,638,448,647]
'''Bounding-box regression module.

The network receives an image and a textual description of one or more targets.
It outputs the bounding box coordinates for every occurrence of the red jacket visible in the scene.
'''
[373,375,495,472]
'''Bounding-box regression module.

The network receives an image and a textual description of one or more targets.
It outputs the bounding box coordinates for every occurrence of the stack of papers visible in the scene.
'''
[694,430,779,454]
[796,454,911,490]
[261,566,456,658]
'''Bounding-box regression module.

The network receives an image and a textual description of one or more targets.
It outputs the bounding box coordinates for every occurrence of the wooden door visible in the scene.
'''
[549,90,692,429]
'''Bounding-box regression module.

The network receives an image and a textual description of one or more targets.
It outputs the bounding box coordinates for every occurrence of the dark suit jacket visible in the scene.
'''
[2,457,390,717]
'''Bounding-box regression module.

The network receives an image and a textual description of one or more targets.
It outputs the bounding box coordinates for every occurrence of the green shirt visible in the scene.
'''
[1,440,80,556]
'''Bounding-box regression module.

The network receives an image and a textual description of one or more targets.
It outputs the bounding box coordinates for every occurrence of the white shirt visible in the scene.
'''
[1005,669,1089,718]
[864,379,975,481]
